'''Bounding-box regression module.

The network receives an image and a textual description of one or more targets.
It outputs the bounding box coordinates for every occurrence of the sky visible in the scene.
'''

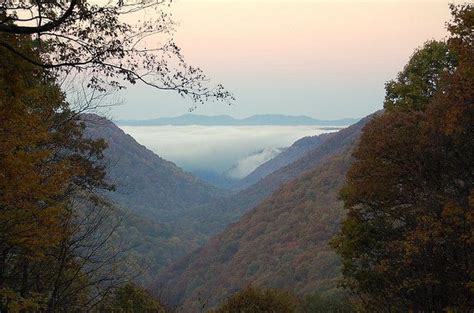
[109,0,456,120]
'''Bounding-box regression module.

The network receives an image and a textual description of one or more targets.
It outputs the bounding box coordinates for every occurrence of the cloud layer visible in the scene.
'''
[225,147,284,179]
[120,125,337,174]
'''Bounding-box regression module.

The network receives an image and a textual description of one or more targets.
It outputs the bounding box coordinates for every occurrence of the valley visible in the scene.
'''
[117,123,344,189]
[2,2,470,311]
[82,113,371,308]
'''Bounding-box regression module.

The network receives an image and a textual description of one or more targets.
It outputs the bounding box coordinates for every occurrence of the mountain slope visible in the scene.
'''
[109,206,207,286]
[178,114,373,236]
[158,149,354,310]
[116,114,359,126]
[83,114,225,224]
[81,114,228,281]
[234,132,333,190]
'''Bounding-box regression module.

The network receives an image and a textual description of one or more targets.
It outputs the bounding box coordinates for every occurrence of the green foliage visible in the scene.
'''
[333,4,474,311]
[0,289,48,313]
[210,286,300,313]
[301,293,353,313]
[384,40,457,111]
[110,207,207,286]
[106,283,165,313]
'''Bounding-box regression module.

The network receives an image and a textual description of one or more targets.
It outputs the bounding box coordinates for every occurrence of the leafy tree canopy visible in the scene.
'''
[105,282,166,313]
[210,286,300,313]
[0,32,122,312]
[332,4,473,311]
[384,40,457,111]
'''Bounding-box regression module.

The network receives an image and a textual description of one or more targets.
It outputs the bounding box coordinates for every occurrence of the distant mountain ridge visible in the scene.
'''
[116,114,359,126]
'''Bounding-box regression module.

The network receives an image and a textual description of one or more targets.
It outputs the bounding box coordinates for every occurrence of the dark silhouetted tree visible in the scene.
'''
[0,0,233,103]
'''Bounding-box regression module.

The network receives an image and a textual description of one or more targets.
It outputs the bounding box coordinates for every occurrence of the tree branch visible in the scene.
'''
[0,0,78,35]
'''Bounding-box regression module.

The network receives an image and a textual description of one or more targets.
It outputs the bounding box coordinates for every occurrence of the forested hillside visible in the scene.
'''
[333,7,474,310]
[158,147,356,310]
[109,207,207,286]
[82,114,229,281]
[83,114,225,224]
[81,114,366,283]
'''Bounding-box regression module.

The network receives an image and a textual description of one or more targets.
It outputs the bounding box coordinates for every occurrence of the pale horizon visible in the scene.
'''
[109,0,457,120]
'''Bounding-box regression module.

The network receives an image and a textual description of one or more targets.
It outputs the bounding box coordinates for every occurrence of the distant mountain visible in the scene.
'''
[83,114,225,224]
[158,148,354,310]
[176,114,374,237]
[116,114,359,126]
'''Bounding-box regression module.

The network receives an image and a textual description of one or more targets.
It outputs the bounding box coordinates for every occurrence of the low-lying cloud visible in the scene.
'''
[119,125,338,175]
[225,147,284,179]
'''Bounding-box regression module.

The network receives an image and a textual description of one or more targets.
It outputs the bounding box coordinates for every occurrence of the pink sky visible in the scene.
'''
[114,1,456,119]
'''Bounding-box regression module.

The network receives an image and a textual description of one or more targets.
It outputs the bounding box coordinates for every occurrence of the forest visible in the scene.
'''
[0,1,472,312]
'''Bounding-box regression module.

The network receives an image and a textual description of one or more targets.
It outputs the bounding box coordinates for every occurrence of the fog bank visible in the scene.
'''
[120,125,340,175]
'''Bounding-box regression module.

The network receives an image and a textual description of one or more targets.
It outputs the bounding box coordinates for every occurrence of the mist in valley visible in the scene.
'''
[119,125,341,179]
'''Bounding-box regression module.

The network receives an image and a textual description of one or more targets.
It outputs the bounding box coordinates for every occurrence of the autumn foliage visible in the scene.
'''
[0,33,112,311]
[332,4,473,311]
[210,286,300,313]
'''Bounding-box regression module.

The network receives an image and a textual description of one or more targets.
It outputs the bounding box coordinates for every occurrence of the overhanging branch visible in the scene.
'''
[0,0,78,35]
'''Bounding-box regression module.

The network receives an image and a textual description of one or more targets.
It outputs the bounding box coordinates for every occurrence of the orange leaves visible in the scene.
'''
[0,31,113,312]
[0,34,109,262]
